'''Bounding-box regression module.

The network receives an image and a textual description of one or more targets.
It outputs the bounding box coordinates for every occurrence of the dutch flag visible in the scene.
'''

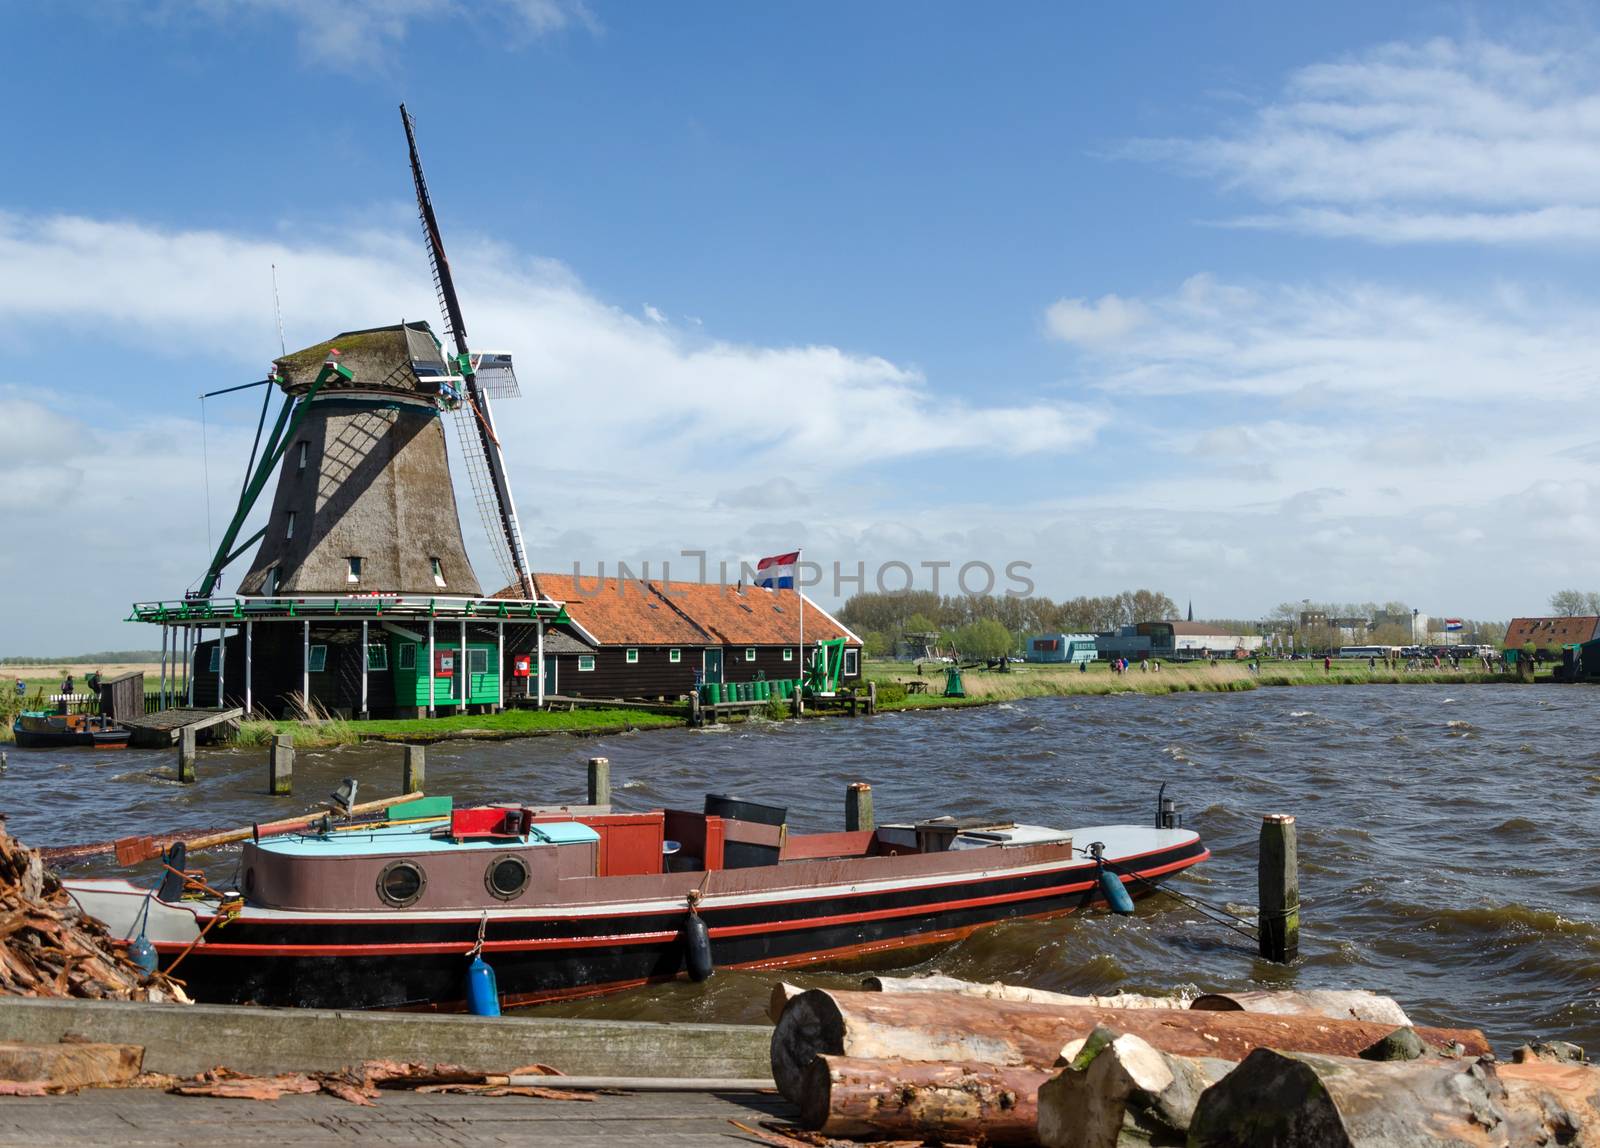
[1444,618,1463,631]
[756,550,800,589]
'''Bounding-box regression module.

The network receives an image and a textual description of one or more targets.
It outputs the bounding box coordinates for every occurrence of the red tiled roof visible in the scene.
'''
[494,575,860,648]
[653,582,859,647]
[510,573,710,646]
[1504,616,1600,649]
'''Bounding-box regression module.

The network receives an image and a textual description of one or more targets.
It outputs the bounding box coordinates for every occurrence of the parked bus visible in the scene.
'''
[1339,645,1401,659]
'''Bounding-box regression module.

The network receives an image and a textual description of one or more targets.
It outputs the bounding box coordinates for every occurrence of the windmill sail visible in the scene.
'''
[400,104,537,600]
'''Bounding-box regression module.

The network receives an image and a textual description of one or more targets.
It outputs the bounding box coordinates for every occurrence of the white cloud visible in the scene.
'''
[1043,294,1147,347]
[1059,272,1600,404]
[0,210,1104,649]
[1131,36,1600,245]
[189,0,594,71]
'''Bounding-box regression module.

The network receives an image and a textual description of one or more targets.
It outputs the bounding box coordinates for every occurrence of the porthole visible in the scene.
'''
[377,860,426,907]
[485,855,529,901]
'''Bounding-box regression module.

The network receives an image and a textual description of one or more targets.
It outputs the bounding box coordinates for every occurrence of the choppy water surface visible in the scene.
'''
[9,685,1599,1050]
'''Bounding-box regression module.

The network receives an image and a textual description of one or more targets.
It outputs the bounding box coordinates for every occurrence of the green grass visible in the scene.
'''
[233,706,682,747]
[863,657,1518,710]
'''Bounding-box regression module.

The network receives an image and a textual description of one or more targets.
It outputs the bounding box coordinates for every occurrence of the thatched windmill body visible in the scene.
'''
[132,109,565,719]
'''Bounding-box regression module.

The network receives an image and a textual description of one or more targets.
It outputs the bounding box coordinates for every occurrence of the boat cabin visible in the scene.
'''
[239,797,1075,914]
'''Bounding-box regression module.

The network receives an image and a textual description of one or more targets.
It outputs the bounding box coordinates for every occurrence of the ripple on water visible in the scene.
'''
[14,683,1599,1051]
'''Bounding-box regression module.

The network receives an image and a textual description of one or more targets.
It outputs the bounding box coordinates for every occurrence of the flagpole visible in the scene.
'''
[797,547,805,687]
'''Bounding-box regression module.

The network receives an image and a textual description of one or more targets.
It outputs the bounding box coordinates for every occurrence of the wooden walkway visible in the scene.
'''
[0,1086,797,1146]
[121,707,243,748]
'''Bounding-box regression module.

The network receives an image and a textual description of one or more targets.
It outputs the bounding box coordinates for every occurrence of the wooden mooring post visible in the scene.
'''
[588,757,610,807]
[176,727,196,785]
[1258,813,1299,962]
[402,745,425,794]
[845,782,873,832]
[269,735,294,796]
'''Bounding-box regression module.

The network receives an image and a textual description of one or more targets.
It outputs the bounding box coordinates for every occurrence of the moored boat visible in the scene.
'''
[12,711,131,749]
[64,792,1207,1011]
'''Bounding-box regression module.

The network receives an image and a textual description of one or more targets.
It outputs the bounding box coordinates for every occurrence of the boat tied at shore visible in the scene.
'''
[63,789,1207,1012]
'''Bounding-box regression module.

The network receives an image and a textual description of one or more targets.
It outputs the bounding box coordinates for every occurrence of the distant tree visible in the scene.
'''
[1130,589,1179,623]
[1549,589,1590,617]
[951,619,1014,660]
[903,612,940,636]
[860,630,893,657]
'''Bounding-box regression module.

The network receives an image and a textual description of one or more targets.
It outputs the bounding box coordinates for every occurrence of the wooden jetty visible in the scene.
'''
[121,707,243,748]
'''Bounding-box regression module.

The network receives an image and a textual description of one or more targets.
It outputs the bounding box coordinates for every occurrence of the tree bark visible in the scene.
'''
[1188,1048,1512,1147]
[1038,1029,1231,1148]
[769,989,1489,1103]
[1190,990,1412,1028]
[798,1055,1048,1144]
[768,981,805,1024]
[1498,1060,1600,1143]
[863,974,1187,1010]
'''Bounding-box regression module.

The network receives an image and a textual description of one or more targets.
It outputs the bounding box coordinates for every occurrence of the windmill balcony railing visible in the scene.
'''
[127,593,569,626]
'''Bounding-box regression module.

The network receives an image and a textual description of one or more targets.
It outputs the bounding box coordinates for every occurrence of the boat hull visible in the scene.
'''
[11,722,130,749]
[73,833,1207,1010]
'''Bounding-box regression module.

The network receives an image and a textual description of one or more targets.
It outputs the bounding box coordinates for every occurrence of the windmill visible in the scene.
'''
[401,104,538,602]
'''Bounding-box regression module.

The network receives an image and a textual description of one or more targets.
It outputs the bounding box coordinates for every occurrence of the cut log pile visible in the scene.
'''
[768,975,1599,1146]
[0,825,186,1003]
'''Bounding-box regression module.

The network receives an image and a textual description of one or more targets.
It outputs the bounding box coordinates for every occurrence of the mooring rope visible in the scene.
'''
[1092,852,1263,943]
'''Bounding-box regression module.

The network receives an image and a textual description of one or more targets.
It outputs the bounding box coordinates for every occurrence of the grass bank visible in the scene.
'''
[864,658,1515,710]
[235,706,681,748]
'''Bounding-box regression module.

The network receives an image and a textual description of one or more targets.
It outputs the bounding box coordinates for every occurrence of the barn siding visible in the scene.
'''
[556,646,703,699]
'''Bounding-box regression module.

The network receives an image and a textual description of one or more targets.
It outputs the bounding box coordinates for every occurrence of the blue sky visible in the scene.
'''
[6,1,1600,650]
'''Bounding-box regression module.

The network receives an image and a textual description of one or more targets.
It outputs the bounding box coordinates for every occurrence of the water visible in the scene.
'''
[9,685,1599,1051]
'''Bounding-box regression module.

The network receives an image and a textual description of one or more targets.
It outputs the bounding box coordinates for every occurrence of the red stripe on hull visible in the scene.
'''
[156,850,1208,963]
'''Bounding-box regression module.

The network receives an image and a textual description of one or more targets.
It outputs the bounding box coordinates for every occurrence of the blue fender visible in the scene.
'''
[1099,867,1135,914]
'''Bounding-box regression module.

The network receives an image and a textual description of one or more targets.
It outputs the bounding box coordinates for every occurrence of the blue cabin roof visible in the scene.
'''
[258,818,599,858]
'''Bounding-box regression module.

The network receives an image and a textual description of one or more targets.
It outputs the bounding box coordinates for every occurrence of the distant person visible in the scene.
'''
[1079,659,1088,673]
[1368,656,1376,670]
[13,678,24,702]
[1139,659,1147,673]
[1323,655,1331,673]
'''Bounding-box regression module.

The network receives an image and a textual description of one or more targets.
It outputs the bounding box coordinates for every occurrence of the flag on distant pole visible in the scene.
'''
[755,551,799,589]
[1443,618,1463,631]
[757,549,804,683]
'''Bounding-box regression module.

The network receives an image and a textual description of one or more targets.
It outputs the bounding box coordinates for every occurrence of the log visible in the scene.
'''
[1498,1060,1600,1143]
[769,990,1489,1103]
[1191,990,1412,1028]
[768,981,805,1024]
[1038,1028,1232,1148]
[1188,1048,1512,1147]
[0,1041,143,1089]
[798,1055,1048,1144]
[863,974,1188,1010]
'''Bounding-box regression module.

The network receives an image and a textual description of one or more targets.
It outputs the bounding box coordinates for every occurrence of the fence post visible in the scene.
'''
[1258,813,1299,963]
[587,757,610,807]
[269,734,294,796]
[402,744,426,794]
[845,782,874,832]
[177,727,196,784]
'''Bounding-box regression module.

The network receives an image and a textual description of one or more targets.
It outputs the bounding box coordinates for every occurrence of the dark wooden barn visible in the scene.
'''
[497,573,862,701]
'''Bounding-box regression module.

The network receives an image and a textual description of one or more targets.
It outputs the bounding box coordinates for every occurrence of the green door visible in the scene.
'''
[704,648,723,685]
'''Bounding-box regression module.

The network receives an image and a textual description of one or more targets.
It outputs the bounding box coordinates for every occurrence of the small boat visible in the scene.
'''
[64,791,1207,1011]
[12,711,131,749]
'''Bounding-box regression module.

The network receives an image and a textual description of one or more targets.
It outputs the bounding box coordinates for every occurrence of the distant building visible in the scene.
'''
[1025,633,1098,664]
[1503,616,1600,659]
[1136,621,1264,659]
[1095,626,1152,662]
